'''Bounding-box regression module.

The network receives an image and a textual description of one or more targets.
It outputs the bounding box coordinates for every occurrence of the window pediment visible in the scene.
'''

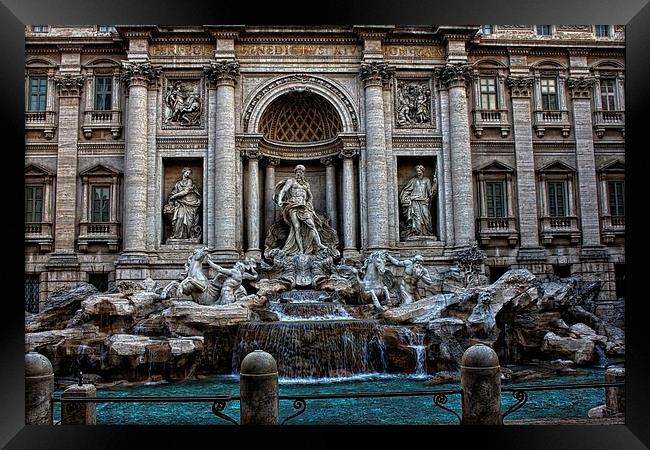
[599,159,625,173]
[79,164,121,178]
[25,164,54,178]
[537,160,575,173]
[475,160,515,173]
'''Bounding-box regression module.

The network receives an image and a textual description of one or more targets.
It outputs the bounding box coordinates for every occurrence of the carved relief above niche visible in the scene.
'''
[162,78,204,129]
[394,79,434,128]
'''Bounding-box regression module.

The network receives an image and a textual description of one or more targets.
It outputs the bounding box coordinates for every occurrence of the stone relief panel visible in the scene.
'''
[162,79,204,128]
[162,159,203,244]
[394,79,433,128]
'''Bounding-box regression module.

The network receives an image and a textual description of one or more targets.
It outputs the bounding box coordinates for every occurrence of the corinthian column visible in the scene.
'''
[320,156,337,227]
[120,62,161,262]
[263,157,280,233]
[507,76,544,253]
[205,60,240,257]
[436,64,475,246]
[360,62,393,251]
[339,146,359,255]
[243,149,261,259]
[567,77,602,250]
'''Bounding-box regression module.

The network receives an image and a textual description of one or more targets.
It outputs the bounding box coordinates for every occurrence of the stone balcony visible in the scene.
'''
[25,110,57,139]
[476,216,518,246]
[592,110,625,138]
[25,222,53,252]
[600,215,625,244]
[533,110,571,138]
[539,216,581,245]
[472,109,511,138]
[77,222,121,252]
[82,110,122,139]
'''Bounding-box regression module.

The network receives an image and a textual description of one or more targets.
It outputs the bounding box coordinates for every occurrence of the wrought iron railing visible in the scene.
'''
[52,381,624,425]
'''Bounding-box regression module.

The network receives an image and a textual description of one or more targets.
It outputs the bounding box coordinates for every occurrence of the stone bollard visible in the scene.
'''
[62,382,97,425]
[25,352,54,425]
[239,350,279,425]
[460,344,502,425]
[605,367,625,415]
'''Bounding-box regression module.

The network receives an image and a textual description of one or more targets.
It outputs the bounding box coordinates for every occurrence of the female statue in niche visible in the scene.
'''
[164,167,202,241]
[400,164,437,239]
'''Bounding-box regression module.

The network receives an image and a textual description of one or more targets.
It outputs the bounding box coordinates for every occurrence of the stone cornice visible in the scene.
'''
[506,76,535,98]
[121,61,162,86]
[359,61,394,86]
[204,60,241,86]
[567,48,591,56]
[57,45,84,53]
[54,74,85,97]
[434,63,473,87]
[566,76,596,98]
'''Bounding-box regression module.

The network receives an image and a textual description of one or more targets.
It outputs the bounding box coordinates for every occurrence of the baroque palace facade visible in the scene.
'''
[24,25,625,321]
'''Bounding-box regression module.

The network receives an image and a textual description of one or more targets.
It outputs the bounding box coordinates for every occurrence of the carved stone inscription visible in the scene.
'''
[236,44,361,57]
[396,80,432,127]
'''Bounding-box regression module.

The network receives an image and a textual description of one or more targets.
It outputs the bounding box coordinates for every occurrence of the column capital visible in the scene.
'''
[54,74,85,97]
[262,156,281,167]
[242,148,260,160]
[506,76,534,98]
[359,61,394,87]
[204,60,241,87]
[339,147,359,159]
[434,64,473,88]
[566,77,596,99]
[320,156,336,166]
[120,61,162,87]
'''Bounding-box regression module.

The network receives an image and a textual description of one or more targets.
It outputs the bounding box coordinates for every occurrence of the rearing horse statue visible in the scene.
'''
[351,250,394,310]
[161,247,219,305]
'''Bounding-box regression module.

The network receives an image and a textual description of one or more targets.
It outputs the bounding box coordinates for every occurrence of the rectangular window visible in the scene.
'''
[25,274,40,313]
[600,79,617,111]
[547,182,566,217]
[28,77,48,111]
[98,25,115,33]
[485,181,506,218]
[91,186,110,222]
[32,25,48,33]
[553,264,572,278]
[536,25,552,36]
[480,25,493,35]
[489,266,509,284]
[94,77,113,110]
[25,186,43,223]
[479,77,498,110]
[540,78,559,110]
[595,25,610,37]
[608,181,625,217]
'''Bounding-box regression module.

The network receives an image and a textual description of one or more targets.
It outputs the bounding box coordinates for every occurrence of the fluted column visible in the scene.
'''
[360,62,393,251]
[436,64,475,246]
[51,74,84,258]
[120,62,160,258]
[339,146,359,255]
[507,77,543,251]
[263,157,280,234]
[244,149,261,258]
[567,77,602,249]
[321,157,337,227]
[205,60,240,256]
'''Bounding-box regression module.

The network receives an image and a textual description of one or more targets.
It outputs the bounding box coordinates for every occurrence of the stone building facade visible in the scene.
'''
[24,25,625,320]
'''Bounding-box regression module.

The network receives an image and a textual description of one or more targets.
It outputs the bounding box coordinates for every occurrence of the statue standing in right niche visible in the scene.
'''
[400,165,437,239]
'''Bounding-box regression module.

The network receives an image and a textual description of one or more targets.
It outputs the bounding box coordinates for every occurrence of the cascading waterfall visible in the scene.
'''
[270,301,353,321]
[232,320,387,378]
[595,344,609,368]
[399,328,427,376]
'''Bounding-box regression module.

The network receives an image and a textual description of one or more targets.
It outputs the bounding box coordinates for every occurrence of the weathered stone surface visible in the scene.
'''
[26,283,99,332]
[162,300,251,336]
[383,293,459,324]
[541,331,595,365]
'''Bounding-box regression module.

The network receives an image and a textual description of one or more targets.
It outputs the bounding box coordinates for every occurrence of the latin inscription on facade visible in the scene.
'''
[236,44,361,57]
[149,44,214,57]
[383,46,444,59]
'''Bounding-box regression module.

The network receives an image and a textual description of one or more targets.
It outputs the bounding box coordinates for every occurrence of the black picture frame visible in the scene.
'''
[2,0,647,447]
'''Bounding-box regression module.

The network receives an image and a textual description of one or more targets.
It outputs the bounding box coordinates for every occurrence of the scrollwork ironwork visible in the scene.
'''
[280,398,307,425]
[211,399,239,425]
[501,389,529,421]
[432,393,461,423]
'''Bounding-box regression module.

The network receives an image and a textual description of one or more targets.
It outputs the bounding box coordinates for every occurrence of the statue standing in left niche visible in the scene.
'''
[164,167,202,242]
